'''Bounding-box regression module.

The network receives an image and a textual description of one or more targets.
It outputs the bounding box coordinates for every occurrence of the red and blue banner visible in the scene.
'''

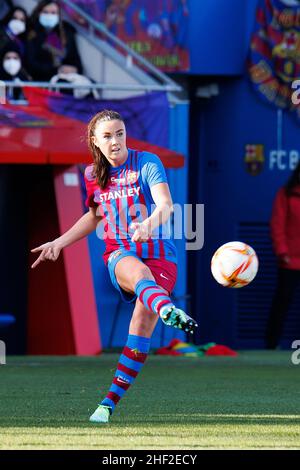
[1,88,184,167]
[26,87,169,147]
[64,0,190,72]
[248,0,300,121]
[0,104,53,127]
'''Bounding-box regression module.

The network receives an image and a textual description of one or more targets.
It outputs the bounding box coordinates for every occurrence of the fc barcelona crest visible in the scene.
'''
[248,0,300,120]
[244,144,265,176]
[272,29,300,83]
[126,171,138,184]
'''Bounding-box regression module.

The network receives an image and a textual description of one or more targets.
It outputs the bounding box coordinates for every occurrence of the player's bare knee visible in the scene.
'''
[131,265,154,288]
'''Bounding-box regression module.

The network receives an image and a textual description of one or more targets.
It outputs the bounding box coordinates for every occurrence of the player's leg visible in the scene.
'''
[89,299,158,423]
[265,268,299,348]
[89,254,197,423]
[114,255,197,333]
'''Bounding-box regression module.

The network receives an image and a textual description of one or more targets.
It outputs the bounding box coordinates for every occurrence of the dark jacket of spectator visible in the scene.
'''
[0,0,13,23]
[0,42,31,100]
[0,6,28,59]
[27,0,82,81]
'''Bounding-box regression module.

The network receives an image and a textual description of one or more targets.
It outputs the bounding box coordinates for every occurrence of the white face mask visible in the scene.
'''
[39,12,59,29]
[8,18,26,35]
[3,58,21,76]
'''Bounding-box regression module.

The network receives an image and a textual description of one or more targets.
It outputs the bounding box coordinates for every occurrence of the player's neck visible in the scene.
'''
[109,149,128,168]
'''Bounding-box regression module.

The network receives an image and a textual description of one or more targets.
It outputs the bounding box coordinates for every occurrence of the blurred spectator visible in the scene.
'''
[0,0,13,23]
[27,0,82,81]
[0,42,31,101]
[0,6,28,59]
[49,70,100,99]
[266,162,300,349]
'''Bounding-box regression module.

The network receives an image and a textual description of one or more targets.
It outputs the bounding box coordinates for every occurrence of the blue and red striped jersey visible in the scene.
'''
[84,149,177,265]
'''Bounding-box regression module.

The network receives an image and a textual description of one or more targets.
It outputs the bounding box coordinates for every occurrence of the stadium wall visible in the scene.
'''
[187,0,260,75]
[191,77,300,349]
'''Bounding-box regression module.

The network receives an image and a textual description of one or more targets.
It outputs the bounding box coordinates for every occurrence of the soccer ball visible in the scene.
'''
[211,241,259,288]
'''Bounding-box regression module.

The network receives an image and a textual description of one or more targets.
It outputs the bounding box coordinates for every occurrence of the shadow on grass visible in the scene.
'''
[1,413,300,429]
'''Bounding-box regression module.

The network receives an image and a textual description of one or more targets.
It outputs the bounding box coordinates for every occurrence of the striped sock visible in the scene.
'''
[135,279,174,315]
[101,334,150,413]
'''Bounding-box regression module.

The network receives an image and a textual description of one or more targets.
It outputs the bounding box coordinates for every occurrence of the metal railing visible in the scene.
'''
[2,81,179,92]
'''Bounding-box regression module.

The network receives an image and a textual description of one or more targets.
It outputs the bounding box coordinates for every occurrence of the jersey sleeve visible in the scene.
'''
[140,152,168,188]
[84,164,98,208]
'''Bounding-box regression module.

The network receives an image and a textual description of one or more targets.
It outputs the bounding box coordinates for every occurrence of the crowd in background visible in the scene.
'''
[0,0,97,100]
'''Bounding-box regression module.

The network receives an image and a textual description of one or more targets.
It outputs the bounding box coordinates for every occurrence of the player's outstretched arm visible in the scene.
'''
[31,207,102,269]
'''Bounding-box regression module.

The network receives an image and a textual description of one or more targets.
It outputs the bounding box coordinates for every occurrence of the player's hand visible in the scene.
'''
[130,222,151,242]
[31,240,62,269]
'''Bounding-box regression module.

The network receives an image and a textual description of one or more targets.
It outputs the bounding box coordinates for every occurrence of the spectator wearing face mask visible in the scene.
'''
[27,0,82,81]
[0,6,28,59]
[0,43,31,101]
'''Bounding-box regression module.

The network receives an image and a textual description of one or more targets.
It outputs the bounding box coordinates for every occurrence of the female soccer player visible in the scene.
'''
[31,110,197,423]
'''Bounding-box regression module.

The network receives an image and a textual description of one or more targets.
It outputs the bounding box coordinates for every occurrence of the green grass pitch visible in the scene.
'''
[0,352,300,449]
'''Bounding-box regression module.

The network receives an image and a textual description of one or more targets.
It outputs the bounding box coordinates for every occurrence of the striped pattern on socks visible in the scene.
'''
[101,334,150,412]
[134,279,174,315]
